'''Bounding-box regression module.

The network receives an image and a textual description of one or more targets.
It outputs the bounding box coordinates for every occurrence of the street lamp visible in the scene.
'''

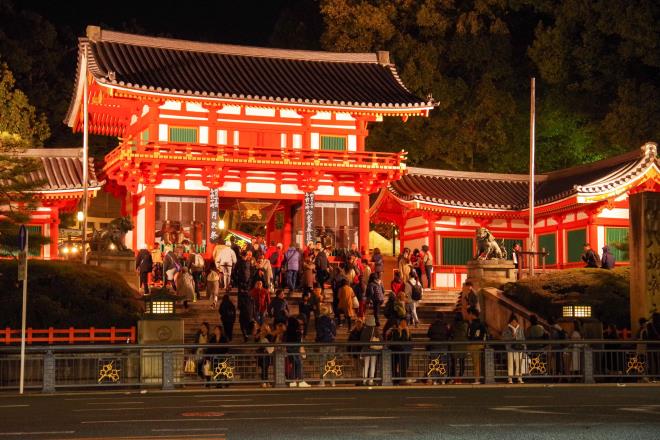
[77,211,84,223]
[218,219,225,230]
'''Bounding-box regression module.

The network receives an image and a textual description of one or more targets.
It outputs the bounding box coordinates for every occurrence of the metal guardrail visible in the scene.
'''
[0,340,658,392]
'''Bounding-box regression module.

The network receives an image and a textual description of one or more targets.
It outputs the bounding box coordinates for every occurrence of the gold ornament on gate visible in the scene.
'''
[98,361,120,383]
[626,356,646,374]
[427,356,448,376]
[527,354,547,374]
[323,357,343,378]
[213,359,235,380]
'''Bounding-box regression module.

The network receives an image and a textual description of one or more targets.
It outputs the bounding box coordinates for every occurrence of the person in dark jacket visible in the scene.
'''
[467,307,487,384]
[387,318,413,384]
[427,312,451,384]
[601,245,616,269]
[238,291,255,342]
[135,245,153,295]
[269,289,290,324]
[299,292,313,336]
[581,243,599,268]
[284,243,301,293]
[371,248,384,279]
[366,273,385,327]
[219,294,236,341]
[313,246,329,287]
[316,306,337,386]
[450,312,469,383]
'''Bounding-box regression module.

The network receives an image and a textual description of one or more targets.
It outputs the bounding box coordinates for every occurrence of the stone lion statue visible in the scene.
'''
[475,227,506,260]
[90,216,134,252]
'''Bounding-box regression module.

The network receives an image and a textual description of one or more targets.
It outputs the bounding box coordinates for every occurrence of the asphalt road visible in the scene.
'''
[1,385,659,439]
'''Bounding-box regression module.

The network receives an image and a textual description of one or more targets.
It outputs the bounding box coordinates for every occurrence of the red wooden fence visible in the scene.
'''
[1,327,136,345]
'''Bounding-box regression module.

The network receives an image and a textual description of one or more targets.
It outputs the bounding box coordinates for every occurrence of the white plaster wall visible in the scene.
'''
[597,225,605,253]
[136,207,145,249]
[338,186,359,197]
[292,134,302,148]
[160,101,181,111]
[281,184,303,195]
[217,130,228,144]
[348,135,357,151]
[598,208,629,219]
[246,107,276,117]
[218,105,241,115]
[246,182,276,193]
[185,103,208,112]
[158,124,168,141]
[311,133,320,149]
[280,109,303,118]
[199,126,209,144]
[156,179,181,190]
[218,181,241,192]
[184,180,209,190]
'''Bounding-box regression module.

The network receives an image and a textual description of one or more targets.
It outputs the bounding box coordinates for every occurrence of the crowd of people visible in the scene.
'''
[133,238,659,388]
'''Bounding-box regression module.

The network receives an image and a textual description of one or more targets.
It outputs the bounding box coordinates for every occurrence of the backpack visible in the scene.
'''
[193,253,205,268]
[269,251,280,266]
[411,282,423,301]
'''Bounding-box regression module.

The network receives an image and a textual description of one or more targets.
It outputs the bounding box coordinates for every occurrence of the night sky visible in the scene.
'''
[22,0,300,46]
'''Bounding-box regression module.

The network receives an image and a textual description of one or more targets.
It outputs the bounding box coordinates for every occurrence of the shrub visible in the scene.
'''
[0,260,142,328]
[502,267,630,328]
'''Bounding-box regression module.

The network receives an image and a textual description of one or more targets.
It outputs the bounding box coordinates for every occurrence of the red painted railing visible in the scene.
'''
[1,327,136,345]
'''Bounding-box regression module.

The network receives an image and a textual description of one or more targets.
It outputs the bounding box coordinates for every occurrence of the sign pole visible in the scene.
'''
[18,226,28,394]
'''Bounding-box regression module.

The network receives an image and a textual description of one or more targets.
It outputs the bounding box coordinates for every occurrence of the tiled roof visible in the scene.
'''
[17,149,101,192]
[71,27,431,111]
[390,143,659,211]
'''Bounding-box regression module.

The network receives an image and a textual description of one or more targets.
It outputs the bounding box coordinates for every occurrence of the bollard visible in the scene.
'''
[274,348,286,388]
[161,351,174,390]
[381,349,393,386]
[42,350,55,393]
[484,348,495,384]
[583,346,594,384]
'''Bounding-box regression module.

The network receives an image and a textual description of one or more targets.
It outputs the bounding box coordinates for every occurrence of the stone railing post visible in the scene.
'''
[381,349,393,386]
[583,346,594,384]
[274,347,286,388]
[484,347,495,384]
[42,350,55,393]
[161,350,174,390]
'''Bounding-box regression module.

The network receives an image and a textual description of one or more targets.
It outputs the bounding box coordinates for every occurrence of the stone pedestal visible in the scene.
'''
[629,191,660,333]
[88,252,139,291]
[138,319,185,385]
[466,259,517,290]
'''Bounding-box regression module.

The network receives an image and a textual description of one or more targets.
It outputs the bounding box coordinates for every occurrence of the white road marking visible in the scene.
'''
[619,405,660,414]
[491,405,568,415]
[152,428,229,432]
[0,404,29,408]
[198,399,254,403]
[87,401,144,405]
[0,431,74,436]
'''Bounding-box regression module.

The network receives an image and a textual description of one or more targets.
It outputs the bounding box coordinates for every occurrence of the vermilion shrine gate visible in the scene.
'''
[65,27,433,254]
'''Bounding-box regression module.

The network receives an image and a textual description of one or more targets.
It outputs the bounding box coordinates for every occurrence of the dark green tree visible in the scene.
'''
[0,62,50,256]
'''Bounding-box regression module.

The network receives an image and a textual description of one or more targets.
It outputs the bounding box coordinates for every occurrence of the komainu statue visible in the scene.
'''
[475,227,506,260]
[90,216,134,252]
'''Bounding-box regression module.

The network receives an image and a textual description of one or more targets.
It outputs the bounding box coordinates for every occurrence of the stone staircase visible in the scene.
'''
[180,288,460,343]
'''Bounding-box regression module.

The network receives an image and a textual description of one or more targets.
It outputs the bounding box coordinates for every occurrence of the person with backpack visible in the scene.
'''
[404,271,423,327]
[187,250,205,297]
[313,246,329,288]
[316,305,337,387]
[269,289,290,325]
[284,243,301,293]
[467,307,487,384]
[366,273,385,327]
[219,294,236,341]
[213,240,237,291]
[581,243,599,268]
[601,245,616,269]
[502,314,525,384]
[207,261,221,309]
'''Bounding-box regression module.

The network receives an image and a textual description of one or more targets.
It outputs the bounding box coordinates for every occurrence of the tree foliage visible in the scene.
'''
[0,62,49,255]
[318,0,660,172]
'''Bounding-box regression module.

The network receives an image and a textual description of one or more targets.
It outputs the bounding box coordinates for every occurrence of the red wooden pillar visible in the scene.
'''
[283,202,292,250]
[50,207,60,259]
[359,192,370,257]
[144,185,156,247]
[427,215,437,265]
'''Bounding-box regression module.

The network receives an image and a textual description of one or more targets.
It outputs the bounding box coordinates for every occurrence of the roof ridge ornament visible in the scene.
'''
[642,141,657,158]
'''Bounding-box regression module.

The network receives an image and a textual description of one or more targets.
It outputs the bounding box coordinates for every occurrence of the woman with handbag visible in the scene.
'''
[360,315,381,386]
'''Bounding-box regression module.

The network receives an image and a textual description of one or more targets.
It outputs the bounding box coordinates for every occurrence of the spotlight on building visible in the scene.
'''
[77,211,84,222]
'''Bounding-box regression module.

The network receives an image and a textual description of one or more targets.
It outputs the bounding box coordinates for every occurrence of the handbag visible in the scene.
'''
[369,328,383,350]
[260,337,275,354]
[184,357,196,374]
[166,268,176,281]
[202,360,212,377]
[352,296,359,309]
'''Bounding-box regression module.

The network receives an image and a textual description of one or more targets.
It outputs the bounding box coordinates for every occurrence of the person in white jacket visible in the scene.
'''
[502,314,525,384]
[213,241,237,292]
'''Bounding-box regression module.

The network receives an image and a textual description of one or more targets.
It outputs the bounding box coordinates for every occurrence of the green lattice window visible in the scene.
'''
[606,227,629,262]
[566,229,587,263]
[140,129,150,143]
[538,233,556,265]
[503,239,524,260]
[441,237,473,265]
[320,135,346,151]
[169,127,197,143]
